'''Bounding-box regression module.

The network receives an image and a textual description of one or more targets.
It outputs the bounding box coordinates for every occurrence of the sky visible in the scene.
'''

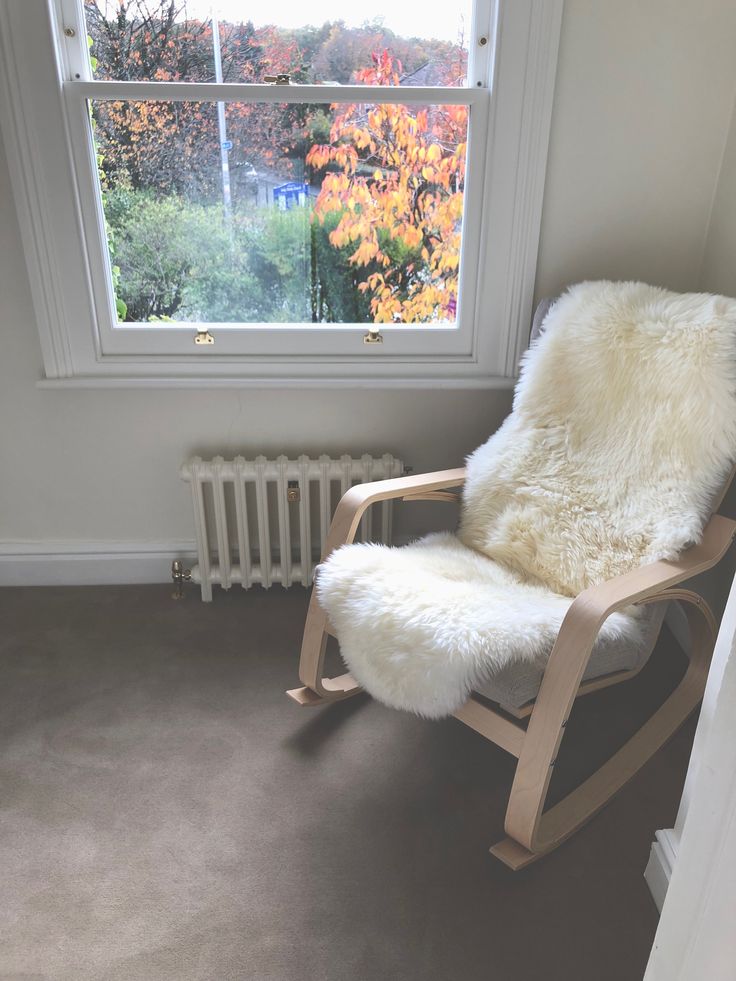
[186,1,470,44]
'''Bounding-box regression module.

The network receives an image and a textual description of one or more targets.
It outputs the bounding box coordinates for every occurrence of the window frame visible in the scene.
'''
[0,0,563,387]
[67,81,487,361]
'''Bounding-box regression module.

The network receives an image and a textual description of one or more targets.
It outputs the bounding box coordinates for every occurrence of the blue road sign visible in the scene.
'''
[274,181,309,209]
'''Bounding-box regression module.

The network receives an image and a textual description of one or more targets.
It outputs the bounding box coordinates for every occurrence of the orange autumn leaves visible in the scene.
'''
[94,18,306,193]
[306,52,467,323]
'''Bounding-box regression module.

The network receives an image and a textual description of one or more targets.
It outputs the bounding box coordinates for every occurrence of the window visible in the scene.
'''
[0,0,562,385]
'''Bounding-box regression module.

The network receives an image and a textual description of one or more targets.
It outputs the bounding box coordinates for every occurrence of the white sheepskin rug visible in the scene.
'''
[317,281,736,718]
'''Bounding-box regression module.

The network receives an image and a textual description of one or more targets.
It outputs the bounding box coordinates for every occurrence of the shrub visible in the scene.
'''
[105,188,366,324]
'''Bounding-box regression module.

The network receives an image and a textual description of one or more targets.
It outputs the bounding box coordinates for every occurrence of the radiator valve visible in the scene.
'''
[171,559,192,600]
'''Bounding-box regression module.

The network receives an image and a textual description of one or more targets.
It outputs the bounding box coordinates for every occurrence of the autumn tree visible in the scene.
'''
[306,51,467,323]
[226,25,309,183]
[85,0,230,82]
[312,22,427,84]
[87,1,305,197]
[87,3,467,207]
[89,1,241,195]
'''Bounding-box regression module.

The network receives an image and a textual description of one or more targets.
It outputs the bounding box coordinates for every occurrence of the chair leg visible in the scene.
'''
[286,591,363,706]
[490,591,715,869]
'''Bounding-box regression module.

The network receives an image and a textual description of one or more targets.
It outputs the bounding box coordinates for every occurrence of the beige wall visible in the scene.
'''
[536,0,736,300]
[0,193,509,542]
[1,0,736,572]
[701,98,736,298]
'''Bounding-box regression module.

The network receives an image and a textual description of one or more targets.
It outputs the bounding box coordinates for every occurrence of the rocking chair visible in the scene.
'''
[287,281,736,870]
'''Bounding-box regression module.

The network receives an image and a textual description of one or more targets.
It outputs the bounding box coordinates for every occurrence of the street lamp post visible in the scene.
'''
[211,10,232,222]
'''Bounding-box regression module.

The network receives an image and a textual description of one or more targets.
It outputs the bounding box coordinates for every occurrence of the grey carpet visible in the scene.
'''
[0,584,693,980]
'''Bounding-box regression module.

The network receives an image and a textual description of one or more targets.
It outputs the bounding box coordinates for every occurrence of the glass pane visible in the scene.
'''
[85,1,471,86]
[91,97,468,325]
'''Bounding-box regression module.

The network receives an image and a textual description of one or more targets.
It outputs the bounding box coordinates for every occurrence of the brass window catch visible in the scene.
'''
[264,73,291,85]
[363,327,383,344]
[194,328,214,345]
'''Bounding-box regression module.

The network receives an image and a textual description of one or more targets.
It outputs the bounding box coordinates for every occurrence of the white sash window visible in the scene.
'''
[0,0,562,385]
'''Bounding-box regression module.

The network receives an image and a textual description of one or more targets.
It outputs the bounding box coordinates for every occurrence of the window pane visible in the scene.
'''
[91,96,468,325]
[85,1,471,87]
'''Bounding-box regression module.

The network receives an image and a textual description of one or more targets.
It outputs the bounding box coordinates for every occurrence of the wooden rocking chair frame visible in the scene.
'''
[287,467,736,869]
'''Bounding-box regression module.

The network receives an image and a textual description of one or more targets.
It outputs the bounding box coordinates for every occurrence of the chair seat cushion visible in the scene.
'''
[316,533,654,718]
[473,601,666,709]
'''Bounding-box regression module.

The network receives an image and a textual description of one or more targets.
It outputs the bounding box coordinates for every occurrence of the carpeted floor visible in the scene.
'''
[0,584,693,980]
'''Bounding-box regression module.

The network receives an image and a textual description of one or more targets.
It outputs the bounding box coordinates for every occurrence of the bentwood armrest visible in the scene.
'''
[321,468,466,559]
[503,512,736,855]
[289,467,467,706]
[532,512,736,710]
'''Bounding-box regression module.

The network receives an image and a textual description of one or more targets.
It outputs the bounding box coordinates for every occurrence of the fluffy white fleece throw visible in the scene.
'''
[317,281,736,718]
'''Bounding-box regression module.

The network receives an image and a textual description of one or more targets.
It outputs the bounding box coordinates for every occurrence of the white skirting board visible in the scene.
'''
[0,548,700,634]
[642,602,691,912]
[0,541,197,586]
[0,544,704,640]
[644,829,679,913]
